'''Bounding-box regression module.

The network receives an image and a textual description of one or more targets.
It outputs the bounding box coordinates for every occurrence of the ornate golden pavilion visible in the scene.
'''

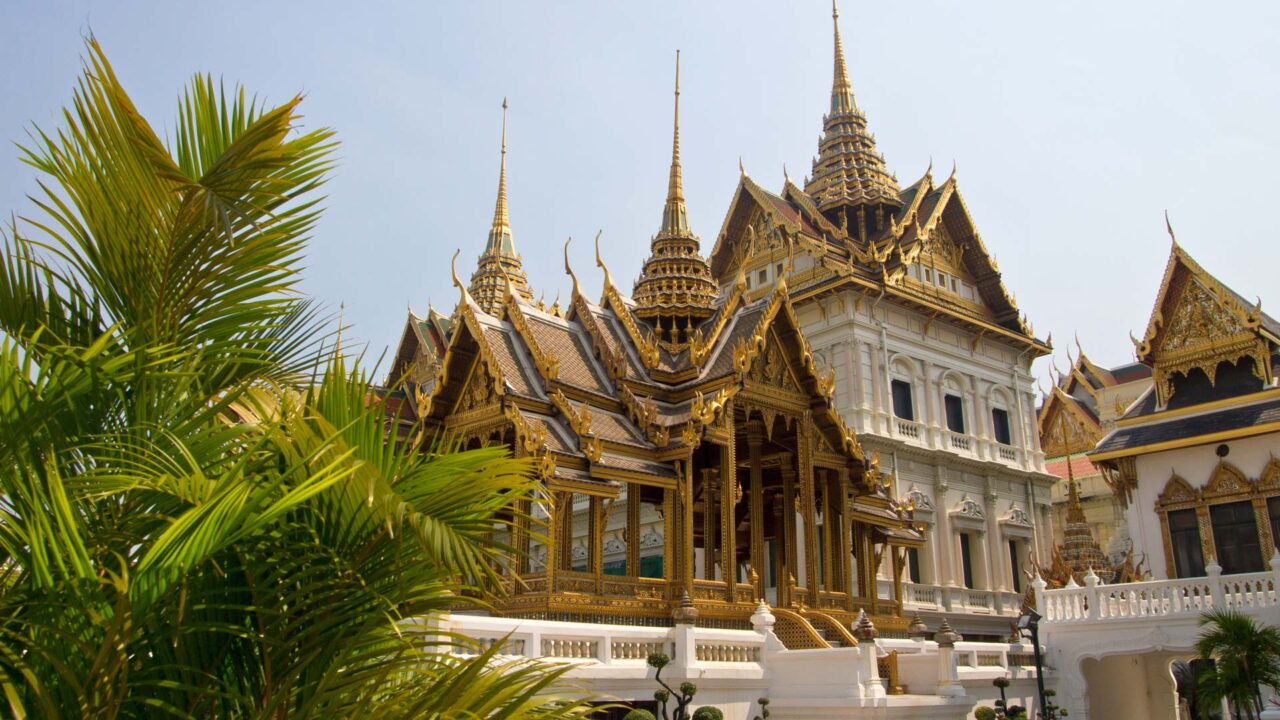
[388,34,924,633]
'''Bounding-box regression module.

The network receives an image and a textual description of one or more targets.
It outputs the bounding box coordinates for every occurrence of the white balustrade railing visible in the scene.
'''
[437,614,766,666]
[896,419,922,440]
[903,583,940,608]
[997,446,1017,462]
[947,431,972,452]
[1039,563,1278,626]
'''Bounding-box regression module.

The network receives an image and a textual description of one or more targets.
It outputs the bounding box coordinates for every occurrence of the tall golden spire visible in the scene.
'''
[633,51,717,338]
[488,98,514,254]
[660,50,688,236]
[805,0,900,220]
[469,98,533,315]
[830,0,855,114]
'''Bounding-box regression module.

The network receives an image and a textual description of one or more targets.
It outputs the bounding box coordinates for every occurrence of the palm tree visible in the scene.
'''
[0,38,595,719]
[1196,609,1280,720]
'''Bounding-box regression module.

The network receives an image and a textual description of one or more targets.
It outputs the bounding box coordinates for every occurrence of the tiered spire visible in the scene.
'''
[469,99,534,315]
[1056,430,1107,577]
[804,1,901,223]
[633,51,718,339]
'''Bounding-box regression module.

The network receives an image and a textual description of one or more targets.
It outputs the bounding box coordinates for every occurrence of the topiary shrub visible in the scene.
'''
[974,707,997,720]
[691,707,724,720]
[623,711,656,720]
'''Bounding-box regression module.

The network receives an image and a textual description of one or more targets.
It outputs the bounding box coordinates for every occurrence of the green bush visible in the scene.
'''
[692,708,724,720]
[974,707,997,720]
[623,711,656,720]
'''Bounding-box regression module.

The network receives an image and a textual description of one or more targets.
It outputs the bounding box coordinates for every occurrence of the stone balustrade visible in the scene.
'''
[897,581,1023,616]
[1037,561,1278,626]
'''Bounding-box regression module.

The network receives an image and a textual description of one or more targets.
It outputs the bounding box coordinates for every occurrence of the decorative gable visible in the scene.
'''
[1134,243,1277,405]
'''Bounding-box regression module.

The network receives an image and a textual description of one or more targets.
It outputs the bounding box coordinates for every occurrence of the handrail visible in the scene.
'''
[801,608,858,647]
[770,607,831,649]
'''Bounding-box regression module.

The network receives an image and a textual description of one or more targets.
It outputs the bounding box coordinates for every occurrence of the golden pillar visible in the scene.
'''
[780,453,798,602]
[702,468,718,581]
[627,484,642,577]
[589,496,604,592]
[721,433,738,600]
[799,420,819,598]
[748,419,765,598]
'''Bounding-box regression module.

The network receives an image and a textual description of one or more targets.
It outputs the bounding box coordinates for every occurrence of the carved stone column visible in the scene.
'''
[748,419,765,598]
[984,481,1005,591]
[933,468,955,590]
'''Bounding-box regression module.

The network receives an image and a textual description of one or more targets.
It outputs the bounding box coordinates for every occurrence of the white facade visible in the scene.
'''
[1127,429,1280,581]
[773,269,1057,638]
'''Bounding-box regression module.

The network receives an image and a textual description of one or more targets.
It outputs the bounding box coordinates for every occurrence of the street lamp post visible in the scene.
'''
[1017,607,1048,717]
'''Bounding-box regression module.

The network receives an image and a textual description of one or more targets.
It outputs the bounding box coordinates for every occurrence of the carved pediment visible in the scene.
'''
[1040,396,1101,458]
[1155,277,1248,358]
[746,338,801,392]
[1001,507,1033,527]
[951,496,985,521]
[1156,473,1198,508]
[1203,461,1252,500]
[902,486,934,514]
[1260,457,1280,492]
[455,359,498,412]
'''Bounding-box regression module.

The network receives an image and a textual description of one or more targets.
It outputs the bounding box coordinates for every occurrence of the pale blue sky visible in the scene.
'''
[3,1,1279,386]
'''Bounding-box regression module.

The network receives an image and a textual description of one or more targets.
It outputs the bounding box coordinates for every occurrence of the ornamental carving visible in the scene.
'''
[903,487,935,513]
[457,360,497,412]
[951,497,985,521]
[1203,461,1249,500]
[1159,278,1246,355]
[1002,507,1033,527]
[1157,474,1198,508]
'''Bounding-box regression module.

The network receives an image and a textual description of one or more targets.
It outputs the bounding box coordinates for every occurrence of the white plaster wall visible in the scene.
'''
[1125,430,1280,579]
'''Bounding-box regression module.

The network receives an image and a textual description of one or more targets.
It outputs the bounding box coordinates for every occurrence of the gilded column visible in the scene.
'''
[589,495,604,592]
[748,419,766,598]
[774,494,788,606]
[840,467,855,603]
[681,457,696,594]
[820,469,835,596]
[627,485,641,577]
[663,487,676,588]
[515,497,531,577]
[721,431,738,600]
[780,454,798,603]
[1254,497,1275,561]
[702,469,718,581]
[799,419,819,597]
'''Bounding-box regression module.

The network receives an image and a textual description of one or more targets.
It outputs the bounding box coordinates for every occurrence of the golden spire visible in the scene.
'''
[830,0,856,114]
[633,51,717,335]
[469,98,533,315]
[488,98,513,254]
[805,1,900,217]
[660,50,688,236]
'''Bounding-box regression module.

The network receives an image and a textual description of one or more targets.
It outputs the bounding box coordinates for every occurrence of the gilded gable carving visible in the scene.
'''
[457,360,497,412]
[748,340,800,392]
[1156,473,1197,508]
[1203,461,1251,500]
[1157,278,1247,357]
[1040,399,1099,458]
